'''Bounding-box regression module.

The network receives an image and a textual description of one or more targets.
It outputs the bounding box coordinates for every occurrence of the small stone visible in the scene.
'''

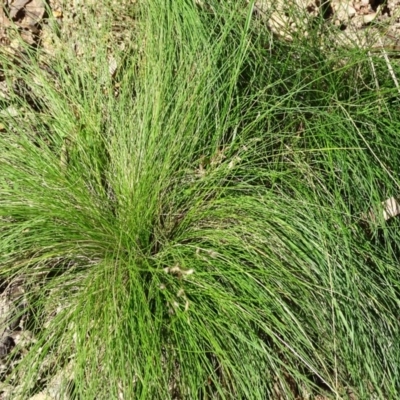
[347,5,356,17]
[363,13,377,24]
[332,1,357,23]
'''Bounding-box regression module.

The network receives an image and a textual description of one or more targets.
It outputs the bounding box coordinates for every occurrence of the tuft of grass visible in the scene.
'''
[1,1,400,398]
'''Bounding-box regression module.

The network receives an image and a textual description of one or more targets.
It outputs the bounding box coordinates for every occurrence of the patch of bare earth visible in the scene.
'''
[255,0,400,51]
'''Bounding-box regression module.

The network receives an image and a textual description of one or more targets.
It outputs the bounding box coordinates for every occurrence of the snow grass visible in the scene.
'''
[1,1,400,398]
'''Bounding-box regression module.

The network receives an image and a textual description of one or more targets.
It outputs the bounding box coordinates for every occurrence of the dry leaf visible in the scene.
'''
[9,0,31,19]
[365,196,400,224]
[382,197,400,221]
[24,0,45,25]
[52,9,63,19]
[23,0,45,26]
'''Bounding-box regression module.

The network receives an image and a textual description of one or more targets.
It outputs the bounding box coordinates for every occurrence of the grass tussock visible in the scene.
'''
[1,1,400,398]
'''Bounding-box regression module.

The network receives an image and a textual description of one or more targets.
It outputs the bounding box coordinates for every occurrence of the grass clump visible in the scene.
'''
[1,1,400,398]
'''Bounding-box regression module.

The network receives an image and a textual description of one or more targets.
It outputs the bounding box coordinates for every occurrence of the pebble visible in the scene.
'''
[332,1,357,23]
[362,13,376,24]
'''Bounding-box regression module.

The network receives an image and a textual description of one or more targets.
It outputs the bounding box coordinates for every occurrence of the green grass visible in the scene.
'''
[1,0,400,398]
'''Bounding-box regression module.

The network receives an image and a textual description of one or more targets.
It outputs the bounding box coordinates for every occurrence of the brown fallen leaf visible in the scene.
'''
[21,0,45,26]
[9,0,31,19]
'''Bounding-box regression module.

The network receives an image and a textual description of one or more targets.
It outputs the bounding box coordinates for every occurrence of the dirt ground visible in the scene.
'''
[256,0,400,50]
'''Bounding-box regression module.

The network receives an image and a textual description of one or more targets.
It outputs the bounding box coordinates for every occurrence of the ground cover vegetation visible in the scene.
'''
[1,0,400,398]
